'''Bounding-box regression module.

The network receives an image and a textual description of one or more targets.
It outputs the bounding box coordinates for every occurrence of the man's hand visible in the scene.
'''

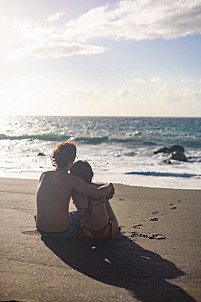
[106,183,115,199]
[97,182,115,199]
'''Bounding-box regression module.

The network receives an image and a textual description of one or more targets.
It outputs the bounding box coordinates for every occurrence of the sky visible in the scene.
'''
[0,0,201,117]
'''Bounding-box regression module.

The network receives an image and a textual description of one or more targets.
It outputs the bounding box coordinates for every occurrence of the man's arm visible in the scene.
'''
[91,182,105,188]
[70,174,114,200]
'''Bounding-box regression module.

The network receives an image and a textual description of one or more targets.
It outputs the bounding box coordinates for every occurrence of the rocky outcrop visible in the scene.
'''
[38,152,45,156]
[154,145,188,162]
[170,151,188,162]
[154,145,185,154]
[162,159,172,164]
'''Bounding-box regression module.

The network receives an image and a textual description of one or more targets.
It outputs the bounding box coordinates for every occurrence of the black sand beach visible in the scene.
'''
[0,178,200,302]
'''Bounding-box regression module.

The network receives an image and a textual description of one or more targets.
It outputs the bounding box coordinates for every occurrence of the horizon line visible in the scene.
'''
[0,114,201,119]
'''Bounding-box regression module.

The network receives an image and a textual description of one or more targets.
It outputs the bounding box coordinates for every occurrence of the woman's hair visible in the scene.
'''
[70,160,94,221]
[70,160,94,183]
[51,141,76,168]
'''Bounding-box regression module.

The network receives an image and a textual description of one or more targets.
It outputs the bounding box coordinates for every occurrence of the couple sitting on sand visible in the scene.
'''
[35,141,118,239]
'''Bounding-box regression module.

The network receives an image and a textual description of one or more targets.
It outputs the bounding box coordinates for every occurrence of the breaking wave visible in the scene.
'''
[0,133,157,145]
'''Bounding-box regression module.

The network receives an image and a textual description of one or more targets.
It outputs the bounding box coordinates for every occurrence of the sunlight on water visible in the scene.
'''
[0,116,201,189]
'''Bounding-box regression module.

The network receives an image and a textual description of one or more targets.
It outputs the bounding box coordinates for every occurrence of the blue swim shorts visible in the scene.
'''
[34,211,81,238]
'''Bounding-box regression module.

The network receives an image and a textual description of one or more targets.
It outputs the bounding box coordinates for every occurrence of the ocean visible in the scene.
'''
[0,116,201,189]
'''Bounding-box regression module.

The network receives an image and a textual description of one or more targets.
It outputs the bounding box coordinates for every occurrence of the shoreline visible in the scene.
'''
[1,177,200,301]
[0,174,201,191]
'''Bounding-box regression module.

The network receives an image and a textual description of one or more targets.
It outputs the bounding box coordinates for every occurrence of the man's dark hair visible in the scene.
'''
[51,141,76,168]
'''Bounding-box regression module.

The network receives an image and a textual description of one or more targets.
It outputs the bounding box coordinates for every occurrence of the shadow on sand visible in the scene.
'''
[42,231,195,302]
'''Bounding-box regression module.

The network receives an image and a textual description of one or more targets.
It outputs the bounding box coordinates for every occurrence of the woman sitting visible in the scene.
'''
[70,160,118,239]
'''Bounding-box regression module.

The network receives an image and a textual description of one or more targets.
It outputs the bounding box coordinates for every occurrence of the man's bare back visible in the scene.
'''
[36,170,73,232]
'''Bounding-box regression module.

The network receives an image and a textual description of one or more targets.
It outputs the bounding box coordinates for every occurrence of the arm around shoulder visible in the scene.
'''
[70,174,113,200]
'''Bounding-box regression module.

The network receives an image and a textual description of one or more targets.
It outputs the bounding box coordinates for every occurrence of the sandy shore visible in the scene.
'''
[0,177,200,302]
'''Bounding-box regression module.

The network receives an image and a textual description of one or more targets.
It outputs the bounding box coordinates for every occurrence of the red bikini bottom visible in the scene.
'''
[81,217,112,239]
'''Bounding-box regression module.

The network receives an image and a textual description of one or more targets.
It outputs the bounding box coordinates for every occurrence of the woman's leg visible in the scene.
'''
[105,199,118,237]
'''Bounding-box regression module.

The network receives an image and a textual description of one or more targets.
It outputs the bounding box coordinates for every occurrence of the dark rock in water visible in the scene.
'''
[154,145,185,154]
[154,147,169,154]
[38,152,45,156]
[125,151,136,156]
[170,151,188,162]
[163,159,172,164]
[156,145,188,162]
[168,145,185,153]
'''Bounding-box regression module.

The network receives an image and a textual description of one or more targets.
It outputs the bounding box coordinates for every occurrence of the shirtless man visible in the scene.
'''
[35,141,114,238]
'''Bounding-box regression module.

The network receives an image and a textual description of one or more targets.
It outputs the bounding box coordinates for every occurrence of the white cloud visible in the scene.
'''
[150,77,161,84]
[1,0,201,59]
[68,87,98,100]
[177,87,201,100]
[127,78,147,84]
[117,86,131,97]
[47,11,66,22]
[102,80,201,116]
[127,77,162,84]
[9,43,108,60]
[155,82,171,100]
[64,0,201,42]
[181,78,193,83]
[112,80,201,104]
[137,82,201,105]
[1,75,201,116]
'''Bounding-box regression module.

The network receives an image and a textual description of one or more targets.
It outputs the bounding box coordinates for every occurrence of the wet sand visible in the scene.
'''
[0,177,200,302]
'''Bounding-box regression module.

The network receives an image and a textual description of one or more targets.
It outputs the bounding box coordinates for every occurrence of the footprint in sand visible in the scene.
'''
[131,232,147,238]
[131,231,139,237]
[168,202,178,209]
[131,232,166,240]
[133,224,143,229]
[150,217,158,221]
[152,211,159,214]
[1,300,21,302]
[149,234,166,240]
[22,230,40,236]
